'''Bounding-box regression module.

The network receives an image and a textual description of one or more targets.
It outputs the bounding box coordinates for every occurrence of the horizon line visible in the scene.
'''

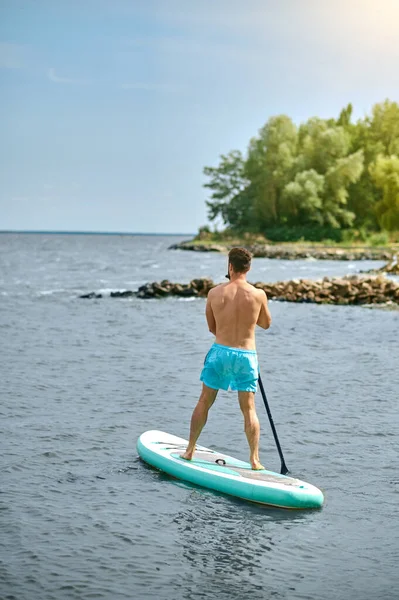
[0,230,195,236]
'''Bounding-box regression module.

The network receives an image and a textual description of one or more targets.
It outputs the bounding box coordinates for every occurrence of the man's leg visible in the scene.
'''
[181,384,218,460]
[238,391,265,470]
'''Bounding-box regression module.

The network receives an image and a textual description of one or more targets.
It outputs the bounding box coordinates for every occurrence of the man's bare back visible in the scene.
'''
[182,247,271,470]
[206,279,271,349]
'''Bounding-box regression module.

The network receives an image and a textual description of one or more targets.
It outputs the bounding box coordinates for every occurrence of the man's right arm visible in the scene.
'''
[205,291,217,335]
[256,290,272,330]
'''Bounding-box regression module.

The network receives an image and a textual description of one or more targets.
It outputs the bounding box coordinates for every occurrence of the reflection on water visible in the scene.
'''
[173,487,312,599]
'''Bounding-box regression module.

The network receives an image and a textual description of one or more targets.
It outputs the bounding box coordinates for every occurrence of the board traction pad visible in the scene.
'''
[161,443,302,487]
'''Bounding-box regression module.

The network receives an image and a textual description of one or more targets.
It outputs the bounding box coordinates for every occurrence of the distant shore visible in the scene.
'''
[169,239,397,261]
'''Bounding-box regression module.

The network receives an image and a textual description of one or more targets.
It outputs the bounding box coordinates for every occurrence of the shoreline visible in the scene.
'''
[168,240,396,261]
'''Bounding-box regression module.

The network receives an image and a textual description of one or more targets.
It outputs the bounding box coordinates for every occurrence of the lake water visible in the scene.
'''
[1,233,398,600]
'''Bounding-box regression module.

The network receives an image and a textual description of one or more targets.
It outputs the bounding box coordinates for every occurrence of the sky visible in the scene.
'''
[1,0,399,233]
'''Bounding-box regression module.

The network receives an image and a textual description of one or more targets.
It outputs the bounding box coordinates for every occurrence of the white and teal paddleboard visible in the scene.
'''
[137,430,324,509]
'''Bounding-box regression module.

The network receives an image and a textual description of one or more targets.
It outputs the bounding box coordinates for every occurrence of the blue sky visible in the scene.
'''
[1,0,398,233]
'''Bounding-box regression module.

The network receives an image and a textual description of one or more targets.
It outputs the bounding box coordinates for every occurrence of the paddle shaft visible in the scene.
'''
[258,374,289,475]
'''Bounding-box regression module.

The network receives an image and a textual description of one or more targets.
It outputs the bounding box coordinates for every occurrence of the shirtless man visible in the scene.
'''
[182,247,272,470]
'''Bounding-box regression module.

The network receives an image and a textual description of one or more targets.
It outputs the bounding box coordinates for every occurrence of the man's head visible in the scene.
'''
[227,247,252,278]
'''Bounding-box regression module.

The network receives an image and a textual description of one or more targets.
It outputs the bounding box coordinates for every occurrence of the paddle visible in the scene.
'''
[258,374,290,475]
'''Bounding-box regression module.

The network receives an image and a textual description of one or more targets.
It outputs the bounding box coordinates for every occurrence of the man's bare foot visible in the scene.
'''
[251,459,265,470]
[181,449,194,461]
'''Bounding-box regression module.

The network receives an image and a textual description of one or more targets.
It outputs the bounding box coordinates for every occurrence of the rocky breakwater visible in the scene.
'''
[168,242,226,253]
[134,278,214,299]
[79,278,215,300]
[168,241,393,261]
[255,275,398,305]
[79,276,398,306]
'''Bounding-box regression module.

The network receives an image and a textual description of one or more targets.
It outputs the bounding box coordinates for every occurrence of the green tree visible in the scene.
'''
[323,150,364,228]
[283,169,325,224]
[292,118,363,228]
[204,150,250,226]
[336,103,354,129]
[245,115,298,228]
[369,100,399,155]
[370,155,399,231]
[348,100,399,228]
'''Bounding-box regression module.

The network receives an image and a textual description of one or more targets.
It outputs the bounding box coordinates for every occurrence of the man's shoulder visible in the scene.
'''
[243,281,260,293]
[208,283,227,297]
[246,283,265,301]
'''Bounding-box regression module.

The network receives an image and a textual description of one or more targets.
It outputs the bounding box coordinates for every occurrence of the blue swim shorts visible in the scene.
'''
[200,343,259,393]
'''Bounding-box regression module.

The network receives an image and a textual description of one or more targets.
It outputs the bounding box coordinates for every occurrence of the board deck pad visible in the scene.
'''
[137,430,324,509]
[175,451,303,486]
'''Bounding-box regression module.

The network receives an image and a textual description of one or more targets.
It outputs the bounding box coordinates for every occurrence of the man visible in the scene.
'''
[182,247,272,470]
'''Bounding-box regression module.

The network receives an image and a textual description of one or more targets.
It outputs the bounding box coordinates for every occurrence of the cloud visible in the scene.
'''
[0,42,25,69]
[47,67,91,85]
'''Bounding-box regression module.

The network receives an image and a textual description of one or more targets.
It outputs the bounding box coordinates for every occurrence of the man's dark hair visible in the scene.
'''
[228,247,252,273]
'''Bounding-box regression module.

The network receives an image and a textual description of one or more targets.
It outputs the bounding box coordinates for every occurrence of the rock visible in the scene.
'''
[161,279,173,289]
[379,255,399,274]
[174,285,198,297]
[79,292,103,299]
[362,254,399,274]
[331,280,352,297]
[137,283,157,298]
[386,279,397,291]
[110,290,134,298]
[190,278,214,295]
[172,284,184,294]
[168,241,192,250]
[152,282,171,296]
[169,243,225,253]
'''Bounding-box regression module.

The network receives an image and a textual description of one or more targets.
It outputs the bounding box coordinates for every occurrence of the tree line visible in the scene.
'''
[203,100,399,241]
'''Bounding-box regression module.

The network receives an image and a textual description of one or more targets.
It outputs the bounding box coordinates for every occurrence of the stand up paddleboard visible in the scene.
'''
[137,431,324,509]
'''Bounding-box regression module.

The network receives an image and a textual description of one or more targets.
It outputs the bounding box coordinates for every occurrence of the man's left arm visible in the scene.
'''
[205,293,216,335]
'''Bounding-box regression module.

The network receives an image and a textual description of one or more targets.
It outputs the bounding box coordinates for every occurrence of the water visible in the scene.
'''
[1,233,398,600]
